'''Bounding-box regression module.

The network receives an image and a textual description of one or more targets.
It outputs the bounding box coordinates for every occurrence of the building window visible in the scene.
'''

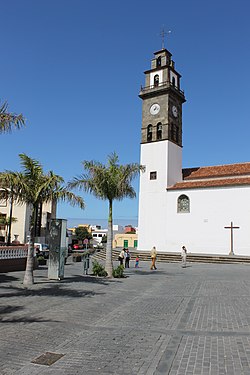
[157,56,161,67]
[150,171,157,180]
[0,213,6,230]
[157,122,162,140]
[154,74,159,87]
[172,76,176,87]
[0,190,7,207]
[177,195,190,213]
[147,125,152,141]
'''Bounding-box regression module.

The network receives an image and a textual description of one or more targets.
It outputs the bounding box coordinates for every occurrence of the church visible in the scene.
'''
[137,47,250,256]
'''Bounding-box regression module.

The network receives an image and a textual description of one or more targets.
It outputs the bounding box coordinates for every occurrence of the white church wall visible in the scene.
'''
[138,141,182,251]
[166,186,250,256]
[167,142,182,187]
[138,142,168,250]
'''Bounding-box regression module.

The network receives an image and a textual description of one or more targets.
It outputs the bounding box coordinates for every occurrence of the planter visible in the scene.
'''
[38,259,47,266]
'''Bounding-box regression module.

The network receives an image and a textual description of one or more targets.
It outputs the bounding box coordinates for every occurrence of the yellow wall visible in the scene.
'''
[113,233,138,248]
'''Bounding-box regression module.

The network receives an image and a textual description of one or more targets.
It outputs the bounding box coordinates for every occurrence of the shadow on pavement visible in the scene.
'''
[0,274,19,283]
[0,304,58,324]
[0,305,23,315]
[0,283,104,299]
[127,269,167,276]
[60,275,111,285]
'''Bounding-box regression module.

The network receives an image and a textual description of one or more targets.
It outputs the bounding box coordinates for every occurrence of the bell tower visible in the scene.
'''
[139,48,185,149]
[138,48,186,250]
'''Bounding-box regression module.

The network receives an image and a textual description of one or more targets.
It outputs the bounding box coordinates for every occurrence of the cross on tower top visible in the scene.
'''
[160,27,171,49]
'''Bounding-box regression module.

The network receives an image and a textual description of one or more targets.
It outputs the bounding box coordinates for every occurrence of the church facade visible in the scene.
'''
[137,48,250,256]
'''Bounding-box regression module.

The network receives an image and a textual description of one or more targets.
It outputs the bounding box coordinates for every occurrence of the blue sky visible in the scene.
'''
[1,0,250,227]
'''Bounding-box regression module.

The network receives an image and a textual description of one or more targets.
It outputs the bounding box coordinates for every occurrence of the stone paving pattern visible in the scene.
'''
[1,259,250,374]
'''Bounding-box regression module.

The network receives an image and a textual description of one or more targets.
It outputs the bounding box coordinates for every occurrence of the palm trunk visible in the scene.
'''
[51,198,57,219]
[105,199,113,277]
[23,207,35,286]
[7,194,13,246]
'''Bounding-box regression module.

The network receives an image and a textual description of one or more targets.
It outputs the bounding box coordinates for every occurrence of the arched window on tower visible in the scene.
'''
[157,56,161,67]
[154,74,159,87]
[147,125,153,141]
[157,123,162,140]
[172,76,176,87]
[177,195,190,213]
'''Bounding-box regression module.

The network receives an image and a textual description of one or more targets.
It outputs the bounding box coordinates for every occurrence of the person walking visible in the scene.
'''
[150,246,157,270]
[118,248,125,266]
[181,245,187,268]
[124,248,130,268]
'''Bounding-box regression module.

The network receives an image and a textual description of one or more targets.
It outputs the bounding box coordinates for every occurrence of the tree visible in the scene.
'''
[0,154,85,286]
[68,152,144,277]
[0,173,20,246]
[0,101,25,133]
[75,226,92,242]
[0,216,18,243]
[101,234,107,244]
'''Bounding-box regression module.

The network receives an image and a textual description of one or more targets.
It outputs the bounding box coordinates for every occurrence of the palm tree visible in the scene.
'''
[68,152,144,277]
[0,216,18,243]
[0,173,20,246]
[0,154,85,286]
[0,101,25,133]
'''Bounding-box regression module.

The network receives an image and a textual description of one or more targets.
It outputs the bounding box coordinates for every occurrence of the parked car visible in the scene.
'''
[34,243,50,258]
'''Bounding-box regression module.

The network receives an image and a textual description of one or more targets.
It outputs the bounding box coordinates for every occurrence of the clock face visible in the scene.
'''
[150,103,160,115]
[172,105,178,118]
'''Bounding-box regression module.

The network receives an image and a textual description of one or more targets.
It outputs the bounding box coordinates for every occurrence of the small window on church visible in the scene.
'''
[147,125,152,141]
[177,195,190,213]
[157,123,162,140]
[150,171,157,180]
[154,75,159,87]
[157,56,161,67]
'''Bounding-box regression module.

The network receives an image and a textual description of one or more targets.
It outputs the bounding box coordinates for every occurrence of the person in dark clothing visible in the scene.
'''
[124,248,130,268]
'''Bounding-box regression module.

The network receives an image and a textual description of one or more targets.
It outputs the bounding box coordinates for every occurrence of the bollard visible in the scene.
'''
[83,254,90,275]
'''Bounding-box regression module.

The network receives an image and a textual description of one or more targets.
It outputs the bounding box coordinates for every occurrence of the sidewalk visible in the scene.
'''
[1,258,250,374]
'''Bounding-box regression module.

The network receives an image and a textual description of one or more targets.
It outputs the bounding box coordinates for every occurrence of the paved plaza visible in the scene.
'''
[1,258,250,374]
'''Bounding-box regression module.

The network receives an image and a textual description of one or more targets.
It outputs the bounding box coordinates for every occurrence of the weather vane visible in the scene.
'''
[160,27,171,49]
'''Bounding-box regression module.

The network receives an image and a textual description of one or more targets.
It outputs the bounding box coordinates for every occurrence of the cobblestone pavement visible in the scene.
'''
[1,258,250,374]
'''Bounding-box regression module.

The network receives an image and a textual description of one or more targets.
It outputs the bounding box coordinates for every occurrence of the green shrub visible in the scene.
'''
[37,255,45,261]
[92,260,108,277]
[112,265,125,278]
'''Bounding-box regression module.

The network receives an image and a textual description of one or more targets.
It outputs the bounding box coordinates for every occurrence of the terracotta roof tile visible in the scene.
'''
[183,162,250,180]
[168,177,250,190]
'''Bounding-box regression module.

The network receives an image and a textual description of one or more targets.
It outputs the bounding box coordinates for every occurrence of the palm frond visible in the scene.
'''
[0,101,25,133]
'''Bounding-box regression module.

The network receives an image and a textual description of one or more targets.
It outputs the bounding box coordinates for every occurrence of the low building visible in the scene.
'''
[113,233,138,249]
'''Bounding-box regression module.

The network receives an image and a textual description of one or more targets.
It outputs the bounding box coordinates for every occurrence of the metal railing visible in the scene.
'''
[140,81,184,96]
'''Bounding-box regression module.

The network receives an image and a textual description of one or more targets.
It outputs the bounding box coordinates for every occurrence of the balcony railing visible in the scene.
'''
[140,81,185,96]
[0,246,28,259]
